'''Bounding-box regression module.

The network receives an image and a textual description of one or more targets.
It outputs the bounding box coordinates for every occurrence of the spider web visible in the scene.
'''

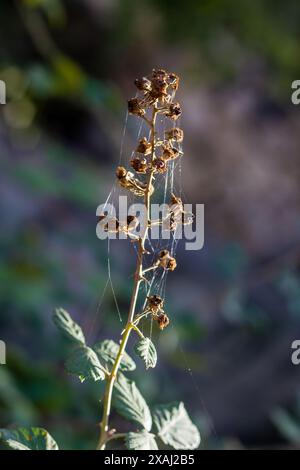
[83,103,217,441]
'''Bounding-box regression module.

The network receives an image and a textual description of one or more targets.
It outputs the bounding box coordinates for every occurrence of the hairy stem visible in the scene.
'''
[97,106,157,450]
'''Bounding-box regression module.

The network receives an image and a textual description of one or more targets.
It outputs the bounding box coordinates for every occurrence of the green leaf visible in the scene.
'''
[93,339,136,371]
[65,345,106,382]
[113,373,152,431]
[53,308,85,345]
[134,337,157,369]
[0,428,58,450]
[153,402,200,450]
[126,430,158,450]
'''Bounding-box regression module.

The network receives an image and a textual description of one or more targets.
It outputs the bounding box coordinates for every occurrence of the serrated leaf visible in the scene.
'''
[65,345,106,382]
[134,337,157,369]
[126,430,158,450]
[93,339,136,371]
[0,428,59,450]
[153,402,200,450]
[112,373,152,431]
[53,308,85,345]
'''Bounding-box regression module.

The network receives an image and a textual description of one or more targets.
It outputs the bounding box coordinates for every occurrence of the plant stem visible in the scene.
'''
[97,106,157,450]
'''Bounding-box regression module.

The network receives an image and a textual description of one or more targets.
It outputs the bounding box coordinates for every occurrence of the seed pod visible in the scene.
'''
[150,77,168,101]
[162,143,180,161]
[130,156,148,174]
[128,98,145,116]
[156,313,170,330]
[136,137,152,155]
[166,102,182,120]
[152,157,167,174]
[147,295,164,314]
[165,127,184,142]
[158,250,177,271]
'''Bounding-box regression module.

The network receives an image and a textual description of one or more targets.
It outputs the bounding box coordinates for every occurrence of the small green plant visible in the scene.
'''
[0,69,200,451]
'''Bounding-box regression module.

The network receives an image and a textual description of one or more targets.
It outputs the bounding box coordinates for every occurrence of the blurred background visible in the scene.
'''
[1,0,300,450]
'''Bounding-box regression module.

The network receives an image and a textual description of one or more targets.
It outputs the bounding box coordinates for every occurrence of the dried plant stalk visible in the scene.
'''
[97,69,183,450]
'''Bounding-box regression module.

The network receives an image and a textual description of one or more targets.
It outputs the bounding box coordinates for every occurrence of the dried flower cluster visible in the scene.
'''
[124,69,184,179]
[96,69,194,449]
[112,69,190,332]
[145,295,170,330]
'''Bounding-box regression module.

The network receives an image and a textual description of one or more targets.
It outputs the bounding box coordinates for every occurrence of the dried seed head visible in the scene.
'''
[128,98,145,116]
[153,157,167,174]
[152,68,167,81]
[165,127,184,142]
[150,77,169,101]
[134,77,152,92]
[116,166,127,179]
[130,156,148,174]
[166,102,182,120]
[116,166,151,197]
[156,313,170,330]
[147,295,164,313]
[136,137,152,155]
[166,258,177,271]
[158,250,177,271]
[162,143,180,161]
